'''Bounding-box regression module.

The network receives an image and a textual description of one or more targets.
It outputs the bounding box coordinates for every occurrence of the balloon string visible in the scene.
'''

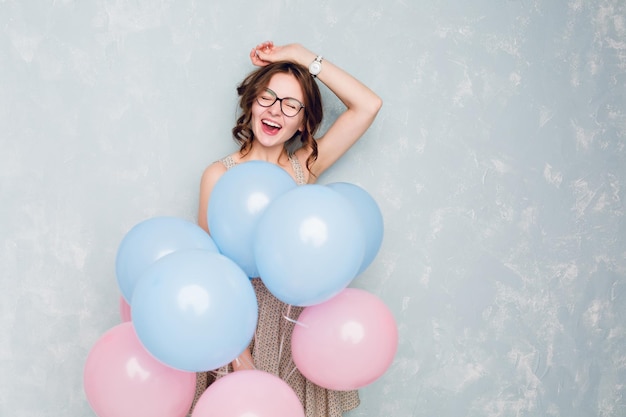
[283,315,308,327]
[278,333,284,365]
[210,368,229,378]
[282,304,307,327]
[277,304,292,365]
[285,365,298,383]
[278,305,308,374]
[209,355,256,379]
[233,356,256,370]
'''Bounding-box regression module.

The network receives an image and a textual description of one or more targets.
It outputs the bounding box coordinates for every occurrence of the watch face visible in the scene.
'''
[310,61,321,75]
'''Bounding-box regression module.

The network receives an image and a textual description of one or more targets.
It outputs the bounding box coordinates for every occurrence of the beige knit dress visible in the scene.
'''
[189,155,359,417]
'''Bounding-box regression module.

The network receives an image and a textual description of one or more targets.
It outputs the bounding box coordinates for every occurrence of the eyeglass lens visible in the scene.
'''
[257,89,304,117]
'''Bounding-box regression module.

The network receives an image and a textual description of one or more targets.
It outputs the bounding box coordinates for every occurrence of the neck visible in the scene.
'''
[243,144,288,165]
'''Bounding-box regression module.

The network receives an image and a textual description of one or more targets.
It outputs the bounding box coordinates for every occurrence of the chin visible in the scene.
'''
[255,136,287,149]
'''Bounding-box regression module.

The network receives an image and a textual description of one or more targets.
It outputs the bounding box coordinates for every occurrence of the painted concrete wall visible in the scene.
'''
[2,0,625,416]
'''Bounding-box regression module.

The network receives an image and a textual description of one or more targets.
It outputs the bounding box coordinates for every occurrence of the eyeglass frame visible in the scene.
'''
[256,88,305,117]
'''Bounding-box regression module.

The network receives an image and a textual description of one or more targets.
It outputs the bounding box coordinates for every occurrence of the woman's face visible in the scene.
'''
[251,72,305,149]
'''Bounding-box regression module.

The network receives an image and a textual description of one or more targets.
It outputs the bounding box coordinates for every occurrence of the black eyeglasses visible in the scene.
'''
[256,88,305,117]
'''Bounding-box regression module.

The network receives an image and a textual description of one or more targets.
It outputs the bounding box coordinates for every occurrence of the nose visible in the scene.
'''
[268,99,282,115]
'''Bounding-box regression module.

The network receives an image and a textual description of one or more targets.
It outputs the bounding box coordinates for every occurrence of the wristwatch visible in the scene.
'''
[309,55,323,77]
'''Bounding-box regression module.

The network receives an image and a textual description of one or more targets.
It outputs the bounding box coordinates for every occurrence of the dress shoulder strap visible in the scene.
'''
[289,155,306,185]
[219,155,236,169]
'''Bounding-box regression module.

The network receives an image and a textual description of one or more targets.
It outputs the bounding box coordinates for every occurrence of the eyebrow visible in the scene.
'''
[265,88,304,103]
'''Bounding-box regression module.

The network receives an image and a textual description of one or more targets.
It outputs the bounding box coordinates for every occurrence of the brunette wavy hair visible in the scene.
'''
[232,61,323,173]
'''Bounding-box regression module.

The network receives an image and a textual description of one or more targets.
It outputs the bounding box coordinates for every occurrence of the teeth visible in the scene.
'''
[263,119,281,128]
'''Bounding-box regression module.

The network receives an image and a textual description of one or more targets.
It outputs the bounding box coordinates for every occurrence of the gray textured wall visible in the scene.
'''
[2,1,625,416]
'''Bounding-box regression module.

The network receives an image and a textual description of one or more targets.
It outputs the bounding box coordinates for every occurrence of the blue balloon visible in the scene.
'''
[327,182,384,274]
[115,216,219,303]
[131,249,258,372]
[254,185,365,307]
[208,161,297,278]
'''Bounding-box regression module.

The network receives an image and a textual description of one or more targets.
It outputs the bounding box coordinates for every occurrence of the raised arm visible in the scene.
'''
[252,42,382,179]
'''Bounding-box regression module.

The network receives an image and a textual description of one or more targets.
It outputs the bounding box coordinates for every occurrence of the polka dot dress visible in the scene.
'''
[190,279,359,417]
[189,155,359,416]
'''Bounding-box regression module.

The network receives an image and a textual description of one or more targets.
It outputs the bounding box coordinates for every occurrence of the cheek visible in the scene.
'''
[249,107,265,128]
[296,115,306,132]
[250,102,263,119]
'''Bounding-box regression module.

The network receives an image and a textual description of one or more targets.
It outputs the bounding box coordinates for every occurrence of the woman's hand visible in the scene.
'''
[232,348,255,371]
[249,41,275,66]
[249,42,310,67]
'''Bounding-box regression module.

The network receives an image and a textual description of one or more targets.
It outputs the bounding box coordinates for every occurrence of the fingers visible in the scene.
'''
[250,49,268,67]
[250,41,277,67]
[255,40,274,53]
[253,41,274,59]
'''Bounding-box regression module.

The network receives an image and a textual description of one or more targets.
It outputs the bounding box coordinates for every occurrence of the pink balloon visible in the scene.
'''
[84,322,196,417]
[291,288,398,390]
[119,295,131,322]
[192,370,304,417]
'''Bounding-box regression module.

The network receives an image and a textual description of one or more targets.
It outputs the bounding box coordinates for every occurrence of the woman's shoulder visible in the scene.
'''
[200,155,232,187]
[205,152,240,172]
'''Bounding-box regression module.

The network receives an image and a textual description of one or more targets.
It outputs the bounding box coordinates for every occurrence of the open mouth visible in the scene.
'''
[262,119,282,135]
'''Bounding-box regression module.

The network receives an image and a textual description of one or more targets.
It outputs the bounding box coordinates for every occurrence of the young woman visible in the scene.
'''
[194,41,382,417]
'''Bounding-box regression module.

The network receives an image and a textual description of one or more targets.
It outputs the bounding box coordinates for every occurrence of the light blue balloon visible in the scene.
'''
[254,185,365,307]
[208,161,297,278]
[327,182,384,275]
[131,249,258,372]
[115,216,218,303]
